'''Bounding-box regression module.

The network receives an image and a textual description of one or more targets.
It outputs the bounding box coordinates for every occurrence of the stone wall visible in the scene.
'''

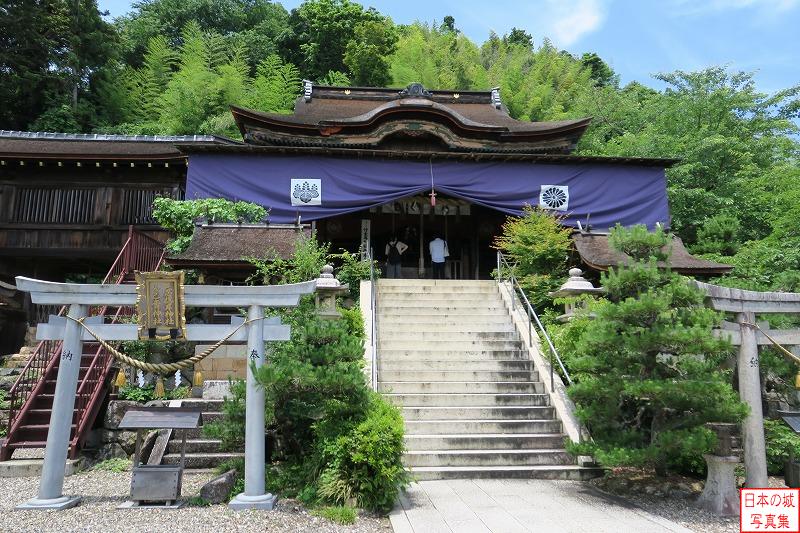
[194,345,246,381]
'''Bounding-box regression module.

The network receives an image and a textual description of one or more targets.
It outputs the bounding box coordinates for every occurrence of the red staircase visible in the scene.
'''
[0,227,165,461]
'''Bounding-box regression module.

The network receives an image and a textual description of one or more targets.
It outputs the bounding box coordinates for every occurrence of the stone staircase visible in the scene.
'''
[376,279,598,480]
[161,399,243,469]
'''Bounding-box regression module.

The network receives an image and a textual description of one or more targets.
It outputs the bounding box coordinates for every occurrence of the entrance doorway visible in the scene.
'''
[315,194,507,279]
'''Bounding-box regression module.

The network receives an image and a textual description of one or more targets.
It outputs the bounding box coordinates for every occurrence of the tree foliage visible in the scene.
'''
[492,206,573,308]
[566,225,747,475]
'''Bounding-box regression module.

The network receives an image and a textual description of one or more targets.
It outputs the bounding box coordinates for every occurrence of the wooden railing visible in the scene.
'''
[4,227,165,457]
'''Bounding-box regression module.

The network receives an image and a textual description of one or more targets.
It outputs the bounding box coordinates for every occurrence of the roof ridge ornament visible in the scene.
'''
[399,82,432,99]
[491,87,502,109]
[303,80,313,102]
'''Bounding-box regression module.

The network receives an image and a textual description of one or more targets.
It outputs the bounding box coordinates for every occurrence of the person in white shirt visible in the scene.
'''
[429,234,449,279]
[385,236,409,278]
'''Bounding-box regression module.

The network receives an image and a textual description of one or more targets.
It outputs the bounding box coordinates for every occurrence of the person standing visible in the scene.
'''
[429,234,449,279]
[385,236,408,278]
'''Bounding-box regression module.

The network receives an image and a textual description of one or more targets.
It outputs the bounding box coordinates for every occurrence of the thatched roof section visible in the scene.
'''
[572,232,733,275]
[167,224,311,267]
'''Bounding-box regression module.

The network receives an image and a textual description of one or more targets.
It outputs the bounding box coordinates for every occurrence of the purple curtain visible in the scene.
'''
[186,153,670,229]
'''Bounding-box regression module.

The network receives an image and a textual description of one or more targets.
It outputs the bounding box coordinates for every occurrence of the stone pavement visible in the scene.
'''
[389,479,694,533]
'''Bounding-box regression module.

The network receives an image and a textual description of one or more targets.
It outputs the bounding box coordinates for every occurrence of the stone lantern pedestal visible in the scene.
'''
[697,422,741,516]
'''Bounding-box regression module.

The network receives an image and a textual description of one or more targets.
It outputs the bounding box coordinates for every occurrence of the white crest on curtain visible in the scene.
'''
[290,178,322,206]
[539,185,569,211]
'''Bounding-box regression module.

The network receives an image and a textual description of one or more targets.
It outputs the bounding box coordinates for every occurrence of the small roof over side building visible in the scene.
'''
[0,130,238,161]
[166,223,311,268]
[572,232,733,275]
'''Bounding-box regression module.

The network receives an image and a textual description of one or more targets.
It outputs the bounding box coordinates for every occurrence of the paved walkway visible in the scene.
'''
[389,479,693,533]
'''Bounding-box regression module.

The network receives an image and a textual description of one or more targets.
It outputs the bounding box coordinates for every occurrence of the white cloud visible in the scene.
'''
[548,0,606,46]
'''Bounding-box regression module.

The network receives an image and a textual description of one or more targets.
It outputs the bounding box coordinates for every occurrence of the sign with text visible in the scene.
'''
[741,488,800,532]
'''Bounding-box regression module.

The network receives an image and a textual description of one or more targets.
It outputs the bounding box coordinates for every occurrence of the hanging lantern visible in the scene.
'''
[429,189,437,207]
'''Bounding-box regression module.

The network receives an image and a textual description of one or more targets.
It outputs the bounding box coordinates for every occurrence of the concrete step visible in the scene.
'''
[378,381,544,394]
[378,359,534,371]
[407,465,604,481]
[402,406,554,421]
[377,280,496,288]
[377,331,519,341]
[379,290,500,297]
[405,419,563,435]
[162,452,242,469]
[379,323,516,333]
[378,350,525,361]
[379,294,503,303]
[378,370,538,382]
[404,433,566,451]
[378,284,498,292]
[379,316,512,326]
[387,393,549,407]
[404,449,574,467]
[378,305,507,313]
[378,340,523,351]
[167,439,223,454]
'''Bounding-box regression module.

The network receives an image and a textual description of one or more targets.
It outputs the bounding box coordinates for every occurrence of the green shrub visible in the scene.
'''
[317,393,407,513]
[313,505,357,525]
[765,419,800,475]
[151,197,268,254]
[328,248,379,300]
[117,383,193,403]
[247,233,328,285]
[203,380,246,450]
[92,458,131,472]
[493,206,573,308]
[187,496,212,507]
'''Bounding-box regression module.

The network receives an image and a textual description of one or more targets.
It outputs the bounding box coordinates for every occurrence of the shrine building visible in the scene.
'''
[0,82,731,349]
[175,82,729,280]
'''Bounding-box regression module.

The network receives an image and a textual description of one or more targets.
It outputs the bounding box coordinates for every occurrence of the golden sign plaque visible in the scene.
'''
[135,270,187,340]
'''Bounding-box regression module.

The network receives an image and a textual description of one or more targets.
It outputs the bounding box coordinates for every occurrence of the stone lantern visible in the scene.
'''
[314,264,348,320]
[548,267,605,322]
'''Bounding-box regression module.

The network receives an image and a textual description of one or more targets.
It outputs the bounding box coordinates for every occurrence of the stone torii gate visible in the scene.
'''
[13,276,316,511]
[698,281,800,488]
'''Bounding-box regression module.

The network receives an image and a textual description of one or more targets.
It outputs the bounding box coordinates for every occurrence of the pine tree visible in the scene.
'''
[568,224,747,475]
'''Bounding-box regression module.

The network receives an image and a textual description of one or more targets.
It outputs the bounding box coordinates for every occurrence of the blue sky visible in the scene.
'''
[99,0,800,93]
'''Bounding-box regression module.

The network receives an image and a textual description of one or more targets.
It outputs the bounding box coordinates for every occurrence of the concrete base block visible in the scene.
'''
[0,457,85,478]
[203,380,232,400]
[228,492,277,511]
[697,454,740,516]
[16,495,81,510]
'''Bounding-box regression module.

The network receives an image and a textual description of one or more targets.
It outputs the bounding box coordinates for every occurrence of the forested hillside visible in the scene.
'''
[2,0,798,288]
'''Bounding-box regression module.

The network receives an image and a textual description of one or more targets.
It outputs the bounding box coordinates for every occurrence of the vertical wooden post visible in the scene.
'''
[17,303,86,510]
[738,311,768,488]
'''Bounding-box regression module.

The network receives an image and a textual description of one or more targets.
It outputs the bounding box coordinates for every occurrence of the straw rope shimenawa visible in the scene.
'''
[65,314,269,374]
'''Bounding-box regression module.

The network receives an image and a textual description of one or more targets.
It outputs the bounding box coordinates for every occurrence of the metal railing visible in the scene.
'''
[368,247,379,391]
[496,251,573,390]
[3,227,165,459]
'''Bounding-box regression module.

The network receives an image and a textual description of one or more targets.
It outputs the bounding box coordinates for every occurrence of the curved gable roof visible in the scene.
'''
[232,83,592,154]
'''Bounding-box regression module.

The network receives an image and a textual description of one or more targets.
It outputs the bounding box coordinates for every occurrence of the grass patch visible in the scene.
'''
[92,458,131,472]
[187,496,211,507]
[312,505,357,525]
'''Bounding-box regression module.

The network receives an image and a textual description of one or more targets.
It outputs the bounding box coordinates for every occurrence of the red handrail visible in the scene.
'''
[3,227,165,458]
